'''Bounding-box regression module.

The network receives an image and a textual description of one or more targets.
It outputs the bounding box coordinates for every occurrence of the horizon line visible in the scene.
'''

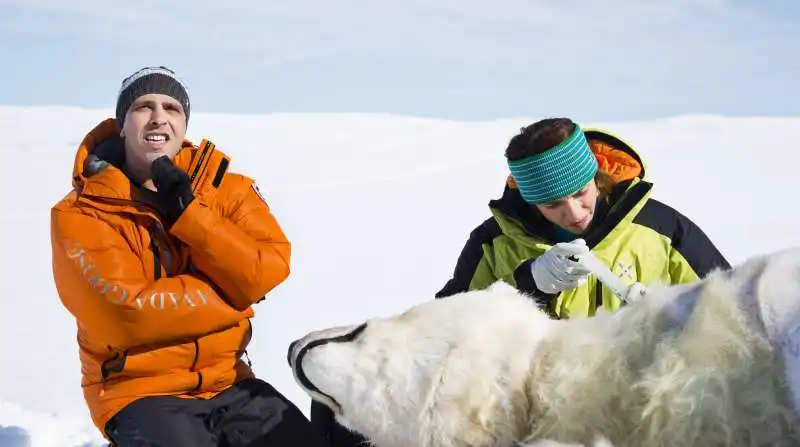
[1,103,798,125]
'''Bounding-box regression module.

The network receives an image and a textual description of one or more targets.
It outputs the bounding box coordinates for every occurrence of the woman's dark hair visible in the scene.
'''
[505,117,576,162]
[505,117,616,199]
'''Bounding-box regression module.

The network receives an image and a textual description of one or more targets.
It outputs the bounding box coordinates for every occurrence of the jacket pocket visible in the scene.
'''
[100,340,198,380]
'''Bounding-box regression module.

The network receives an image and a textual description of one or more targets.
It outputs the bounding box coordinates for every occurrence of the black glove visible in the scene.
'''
[513,259,560,318]
[151,155,194,225]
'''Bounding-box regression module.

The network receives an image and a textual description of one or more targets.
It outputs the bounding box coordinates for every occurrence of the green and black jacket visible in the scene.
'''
[435,128,731,319]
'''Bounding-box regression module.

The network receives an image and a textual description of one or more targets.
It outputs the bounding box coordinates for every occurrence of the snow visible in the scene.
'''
[1,105,799,446]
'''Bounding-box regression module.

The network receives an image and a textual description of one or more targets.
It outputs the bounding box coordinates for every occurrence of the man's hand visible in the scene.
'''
[151,155,194,225]
[531,239,592,294]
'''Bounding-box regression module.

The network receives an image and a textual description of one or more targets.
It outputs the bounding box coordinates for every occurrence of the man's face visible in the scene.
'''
[121,93,187,173]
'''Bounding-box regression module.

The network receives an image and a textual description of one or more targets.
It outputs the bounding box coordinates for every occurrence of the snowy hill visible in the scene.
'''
[1,105,799,446]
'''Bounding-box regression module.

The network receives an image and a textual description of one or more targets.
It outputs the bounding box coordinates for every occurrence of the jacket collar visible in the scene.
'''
[70,118,197,202]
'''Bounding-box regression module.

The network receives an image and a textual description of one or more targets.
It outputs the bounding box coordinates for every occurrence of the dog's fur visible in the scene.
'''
[288,248,800,447]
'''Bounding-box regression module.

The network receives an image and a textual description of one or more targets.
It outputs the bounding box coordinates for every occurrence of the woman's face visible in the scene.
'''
[534,179,599,234]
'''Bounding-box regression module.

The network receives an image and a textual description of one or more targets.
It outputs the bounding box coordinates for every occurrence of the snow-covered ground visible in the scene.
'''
[1,105,799,446]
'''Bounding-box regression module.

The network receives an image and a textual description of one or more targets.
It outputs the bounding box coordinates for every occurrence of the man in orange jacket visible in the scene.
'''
[50,66,329,446]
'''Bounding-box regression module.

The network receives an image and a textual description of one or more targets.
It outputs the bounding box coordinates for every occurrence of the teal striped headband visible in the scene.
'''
[507,124,598,204]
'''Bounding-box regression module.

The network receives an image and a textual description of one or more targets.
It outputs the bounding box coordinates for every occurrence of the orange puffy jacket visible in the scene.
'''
[50,118,291,439]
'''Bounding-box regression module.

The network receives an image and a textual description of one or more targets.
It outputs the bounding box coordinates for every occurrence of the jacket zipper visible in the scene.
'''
[189,141,214,194]
[149,232,162,280]
[80,194,180,275]
[150,222,175,277]
[191,338,202,392]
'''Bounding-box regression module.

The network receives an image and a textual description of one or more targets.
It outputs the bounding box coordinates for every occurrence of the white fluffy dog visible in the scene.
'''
[288,248,800,447]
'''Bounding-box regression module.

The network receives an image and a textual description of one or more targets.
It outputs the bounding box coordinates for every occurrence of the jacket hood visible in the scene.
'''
[70,117,196,191]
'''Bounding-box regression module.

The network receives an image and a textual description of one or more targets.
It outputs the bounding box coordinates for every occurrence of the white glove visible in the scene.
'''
[531,239,592,294]
[624,282,648,303]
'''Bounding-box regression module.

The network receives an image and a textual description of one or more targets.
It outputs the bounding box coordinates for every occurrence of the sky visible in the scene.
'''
[1,0,799,121]
[1,104,800,446]
[0,1,799,445]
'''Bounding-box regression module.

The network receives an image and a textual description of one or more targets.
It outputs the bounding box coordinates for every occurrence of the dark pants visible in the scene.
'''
[310,400,372,446]
[105,378,330,447]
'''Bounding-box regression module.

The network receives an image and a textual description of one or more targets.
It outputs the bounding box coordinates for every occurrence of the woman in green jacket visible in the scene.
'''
[435,117,730,318]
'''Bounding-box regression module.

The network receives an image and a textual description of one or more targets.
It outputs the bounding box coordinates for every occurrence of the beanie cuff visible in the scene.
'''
[115,67,190,126]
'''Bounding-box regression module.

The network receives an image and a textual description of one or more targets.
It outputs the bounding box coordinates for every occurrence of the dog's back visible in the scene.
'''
[523,251,800,447]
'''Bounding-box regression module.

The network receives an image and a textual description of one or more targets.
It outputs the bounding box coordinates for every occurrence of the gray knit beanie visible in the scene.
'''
[115,66,190,127]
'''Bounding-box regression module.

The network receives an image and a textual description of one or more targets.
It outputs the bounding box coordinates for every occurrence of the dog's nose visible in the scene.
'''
[287,339,300,366]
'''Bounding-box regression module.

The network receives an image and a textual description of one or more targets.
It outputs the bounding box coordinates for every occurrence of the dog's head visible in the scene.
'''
[287,281,557,446]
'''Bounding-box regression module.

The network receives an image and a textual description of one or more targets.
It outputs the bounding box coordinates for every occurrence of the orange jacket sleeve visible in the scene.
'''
[51,208,252,351]
[169,175,291,311]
